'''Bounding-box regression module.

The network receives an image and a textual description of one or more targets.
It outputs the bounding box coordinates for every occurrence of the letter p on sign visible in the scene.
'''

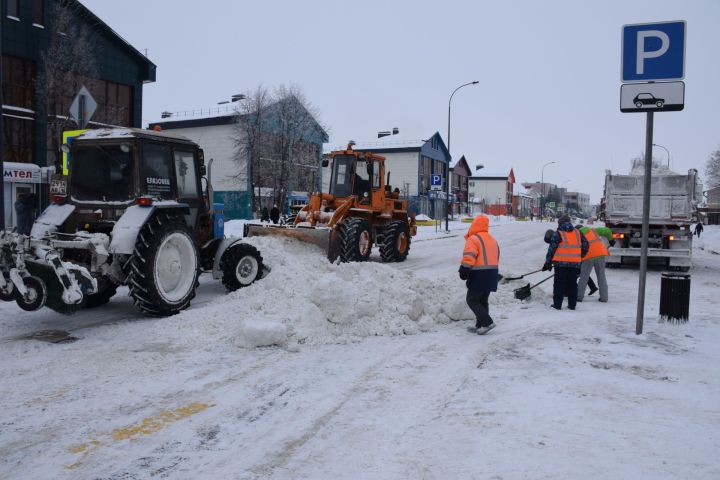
[622,21,685,82]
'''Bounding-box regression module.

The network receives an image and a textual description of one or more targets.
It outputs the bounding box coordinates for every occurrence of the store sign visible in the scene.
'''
[3,166,41,183]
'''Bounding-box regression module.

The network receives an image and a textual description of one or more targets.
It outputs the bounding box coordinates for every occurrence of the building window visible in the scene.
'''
[2,116,34,163]
[2,55,35,109]
[92,79,133,126]
[32,0,43,25]
[6,0,20,18]
[420,156,432,194]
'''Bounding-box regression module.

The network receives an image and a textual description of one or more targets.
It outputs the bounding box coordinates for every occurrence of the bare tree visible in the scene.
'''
[233,84,327,213]
[705,147,720,189]
[35,0,99,170]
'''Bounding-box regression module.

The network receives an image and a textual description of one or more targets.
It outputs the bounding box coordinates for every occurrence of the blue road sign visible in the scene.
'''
[622,21,685,82]
[431,174,442,187]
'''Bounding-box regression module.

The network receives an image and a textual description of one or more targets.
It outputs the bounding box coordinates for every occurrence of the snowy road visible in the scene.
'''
[1,221,718,479]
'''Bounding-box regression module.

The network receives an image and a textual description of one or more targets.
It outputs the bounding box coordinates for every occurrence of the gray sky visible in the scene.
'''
[82,0,720,202]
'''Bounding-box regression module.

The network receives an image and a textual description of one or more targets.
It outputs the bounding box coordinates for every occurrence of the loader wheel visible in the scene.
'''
[220,243,264,292]
[127,214,199,316]
[337,217,373,262]
[380,220,411,262]
[15,276,47,312]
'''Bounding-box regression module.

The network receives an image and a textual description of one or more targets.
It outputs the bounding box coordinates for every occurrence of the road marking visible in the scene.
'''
[65,402,212,470]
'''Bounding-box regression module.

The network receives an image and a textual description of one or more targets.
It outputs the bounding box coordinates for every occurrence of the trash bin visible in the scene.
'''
[659,272,691,323]
[213,203,225,239]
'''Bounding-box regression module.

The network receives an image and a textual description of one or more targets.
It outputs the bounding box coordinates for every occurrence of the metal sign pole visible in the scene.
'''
[635,110,654,335]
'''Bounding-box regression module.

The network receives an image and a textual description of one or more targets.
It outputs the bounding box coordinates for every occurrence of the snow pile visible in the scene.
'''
[167,235,472,347]
[415,214,433,221]
[238,318,287,348]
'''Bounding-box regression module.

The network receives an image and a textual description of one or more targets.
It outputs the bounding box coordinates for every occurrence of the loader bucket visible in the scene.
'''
[244,224,334,259]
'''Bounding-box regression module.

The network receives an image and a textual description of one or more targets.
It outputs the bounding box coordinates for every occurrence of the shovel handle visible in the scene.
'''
[529,274,554,290]
[504,268,544,281]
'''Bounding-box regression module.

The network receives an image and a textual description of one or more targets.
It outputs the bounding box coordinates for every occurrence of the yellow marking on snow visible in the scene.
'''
[64,402,212,470]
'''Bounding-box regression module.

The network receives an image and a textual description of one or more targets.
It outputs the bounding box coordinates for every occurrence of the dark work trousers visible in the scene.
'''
[466,290,493,328]
[553,266,580,309]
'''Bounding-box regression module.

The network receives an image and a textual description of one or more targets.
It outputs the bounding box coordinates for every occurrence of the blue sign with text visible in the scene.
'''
[622,21,685,82]
[431,174,442,187]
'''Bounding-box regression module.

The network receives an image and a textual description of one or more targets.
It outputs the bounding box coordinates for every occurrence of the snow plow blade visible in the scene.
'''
[244,224,334,259]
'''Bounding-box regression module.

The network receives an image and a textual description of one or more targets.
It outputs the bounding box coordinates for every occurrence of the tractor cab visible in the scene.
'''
[327,148,386,207]
[60,128,210,237]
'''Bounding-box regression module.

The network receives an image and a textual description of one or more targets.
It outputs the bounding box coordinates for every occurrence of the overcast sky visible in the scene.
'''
[82,0,720,202]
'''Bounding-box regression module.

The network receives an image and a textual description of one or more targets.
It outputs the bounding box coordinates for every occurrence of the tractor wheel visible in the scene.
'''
[15,276,47,311]
[127,214,199,316]
[380,220,411,262]
[337,217,373,262]
[82,280,118,309]
[220,243,264,292]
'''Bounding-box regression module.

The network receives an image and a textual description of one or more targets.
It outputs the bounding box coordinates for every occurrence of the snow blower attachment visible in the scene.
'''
[1,127,270,316]
[245,143,417,263]
[514,274,554,301]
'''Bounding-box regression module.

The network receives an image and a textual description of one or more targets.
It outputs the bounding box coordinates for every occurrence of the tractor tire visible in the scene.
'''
[15,276,47,311]
[220,243,264,292]
[82,281,118,309]
[127,214,199,316]
[337,217,373,262]
[380,220,411,262]
[0,274,14,302]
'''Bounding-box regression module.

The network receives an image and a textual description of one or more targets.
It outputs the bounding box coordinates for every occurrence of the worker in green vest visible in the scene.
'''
[576,225,614,303]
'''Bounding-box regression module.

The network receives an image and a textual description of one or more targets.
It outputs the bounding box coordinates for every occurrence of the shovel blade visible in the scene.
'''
[514,283,532,301]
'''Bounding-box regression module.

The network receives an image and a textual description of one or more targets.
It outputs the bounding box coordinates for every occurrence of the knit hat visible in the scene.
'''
[558,214,571,224]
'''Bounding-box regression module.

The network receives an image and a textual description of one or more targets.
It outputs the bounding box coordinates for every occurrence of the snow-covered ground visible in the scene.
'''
[1,221,718,479]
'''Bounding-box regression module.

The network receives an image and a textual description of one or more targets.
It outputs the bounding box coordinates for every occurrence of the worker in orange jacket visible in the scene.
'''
[543,214,589,310]
[459,215,499,335]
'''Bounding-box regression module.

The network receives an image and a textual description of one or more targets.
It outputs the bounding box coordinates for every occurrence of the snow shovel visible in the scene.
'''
[501,268,544,283]
[514,274,554,301]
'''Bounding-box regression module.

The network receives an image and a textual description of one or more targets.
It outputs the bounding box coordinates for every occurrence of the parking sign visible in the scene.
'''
[430,174,442,191]
[622,21,685,82]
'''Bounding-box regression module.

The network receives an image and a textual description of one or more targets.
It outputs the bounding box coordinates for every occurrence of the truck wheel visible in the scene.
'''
[337,217,373,262]
[82,281,118,308]
[127,214,199,316]
[15,276,47,311]
[380,220,411,262]
[220,243,264,291]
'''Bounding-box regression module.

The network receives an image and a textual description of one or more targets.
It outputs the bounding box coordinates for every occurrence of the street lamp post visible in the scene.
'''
[540,161,556,220]
[446,80,478,232]
[652,143,671,168]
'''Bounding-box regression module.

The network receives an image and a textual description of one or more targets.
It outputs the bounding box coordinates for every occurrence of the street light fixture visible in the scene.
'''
[652,143,671,168]
[446,80,479,232]
[540,161,556,220]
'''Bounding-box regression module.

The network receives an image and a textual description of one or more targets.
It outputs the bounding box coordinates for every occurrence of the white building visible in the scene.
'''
[468,169,516,216]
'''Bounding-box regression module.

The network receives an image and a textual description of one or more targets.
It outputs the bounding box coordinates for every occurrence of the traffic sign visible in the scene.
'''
[430,174,442,191]
[620,81,684,112]
[622,21,685,82]
[68,85,98,129]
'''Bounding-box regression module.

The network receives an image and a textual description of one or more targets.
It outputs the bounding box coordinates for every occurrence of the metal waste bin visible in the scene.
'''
[659,272,691,323]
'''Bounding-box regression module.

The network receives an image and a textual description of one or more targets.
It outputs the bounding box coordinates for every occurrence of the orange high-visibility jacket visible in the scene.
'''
[582,229,609,260]
[461,220,499,271]
[552,229,583,264]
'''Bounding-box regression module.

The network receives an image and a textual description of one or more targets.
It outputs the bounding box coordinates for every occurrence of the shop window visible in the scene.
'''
[2,116,34,163]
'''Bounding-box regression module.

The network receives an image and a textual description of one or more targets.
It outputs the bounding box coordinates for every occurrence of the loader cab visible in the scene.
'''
[329,153,384,203]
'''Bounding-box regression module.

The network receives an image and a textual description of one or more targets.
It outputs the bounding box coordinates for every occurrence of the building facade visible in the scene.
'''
[468,169,515,216]
[151,99,327,220]
[2,0,155,228]
[450,155,470,216]
[323,133,451,218]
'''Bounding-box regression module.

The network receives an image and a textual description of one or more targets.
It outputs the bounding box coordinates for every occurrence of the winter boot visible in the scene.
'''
[476,323,496,335]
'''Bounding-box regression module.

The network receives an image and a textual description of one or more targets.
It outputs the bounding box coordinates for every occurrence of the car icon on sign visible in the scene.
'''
[633,93,665,109]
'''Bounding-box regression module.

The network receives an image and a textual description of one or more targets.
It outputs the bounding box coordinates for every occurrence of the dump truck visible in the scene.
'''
[601,168,702,271]
[0,128,269,315]
[245,143,416,262]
